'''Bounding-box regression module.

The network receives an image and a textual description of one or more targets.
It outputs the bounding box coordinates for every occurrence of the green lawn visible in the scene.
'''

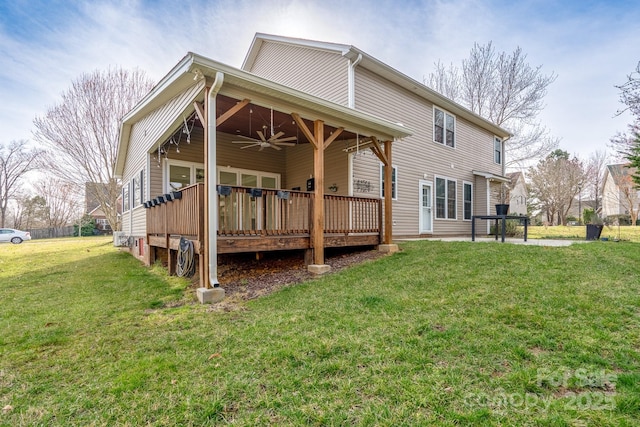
[527,225,640,242]
[1,236,639,426]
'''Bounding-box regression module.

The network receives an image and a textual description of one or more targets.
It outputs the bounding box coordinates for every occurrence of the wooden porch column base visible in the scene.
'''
[378,244,399,253]
[308,264,331,275]
[197,287,225,304]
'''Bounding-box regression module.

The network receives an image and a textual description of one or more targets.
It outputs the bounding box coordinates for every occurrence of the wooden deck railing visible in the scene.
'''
[146,184,381,240]
[323,194,381,234]
[218,186,312,236]
[146,183,204,240]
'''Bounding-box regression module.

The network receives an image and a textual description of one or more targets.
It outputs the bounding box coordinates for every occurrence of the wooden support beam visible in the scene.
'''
[313,119,325,265]
[323,127,344,149]
[292,113,317,149]
[193,101,205,125]
[369,136,388,166]
[216,98,250,126]
[383,140,393,245]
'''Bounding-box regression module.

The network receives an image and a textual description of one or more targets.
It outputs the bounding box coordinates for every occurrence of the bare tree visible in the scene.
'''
[616,61,640,118]
[0,140,43,227]
[528,149,586,225]
[12,194,48,230]
[585,150,609,214]
[33,68,154,231]
[426,42,558,168]
[34,177,82,228]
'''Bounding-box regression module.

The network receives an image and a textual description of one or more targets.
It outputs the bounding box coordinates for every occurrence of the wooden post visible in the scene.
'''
[384,140,393,245]
[313,120,325,266]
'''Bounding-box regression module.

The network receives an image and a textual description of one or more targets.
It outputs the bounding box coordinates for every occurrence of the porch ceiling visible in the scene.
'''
[169,94,373,148]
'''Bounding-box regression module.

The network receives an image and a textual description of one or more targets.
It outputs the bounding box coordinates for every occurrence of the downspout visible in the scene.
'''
[348,53,362,109]
[347,53,362,198]
[207,71,224,288]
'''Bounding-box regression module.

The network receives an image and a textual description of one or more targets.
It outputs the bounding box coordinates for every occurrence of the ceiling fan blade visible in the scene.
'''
[256,130,267,142]
[258,145,265,151]
[270,144,282,150]
[268,131,285,141]
[272,136,297,143]
[239,143,261,149]
[274,142,296,146]
[232,139,259,144]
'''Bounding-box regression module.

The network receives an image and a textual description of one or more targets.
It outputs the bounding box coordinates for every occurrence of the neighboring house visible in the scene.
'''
[602,164,640,220]
[506,172,527,215]
[87,205,114,234]
[115,34,510,299]
[84,182,119,234]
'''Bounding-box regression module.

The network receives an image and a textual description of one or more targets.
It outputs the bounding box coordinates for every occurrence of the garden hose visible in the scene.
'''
[176,237,196,278]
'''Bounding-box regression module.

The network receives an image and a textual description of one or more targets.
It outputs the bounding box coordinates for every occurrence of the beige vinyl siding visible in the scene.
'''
[247,41,349,106]
[474,177,489,217]
[121,80,205,236]
[354,67,502,236]
[284,141,349,194]
[217,132,286,177]
[352,150,381,199]
[149,127,289,198]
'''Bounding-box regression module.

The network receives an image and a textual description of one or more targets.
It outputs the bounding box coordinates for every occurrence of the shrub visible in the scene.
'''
[490,219,524,237]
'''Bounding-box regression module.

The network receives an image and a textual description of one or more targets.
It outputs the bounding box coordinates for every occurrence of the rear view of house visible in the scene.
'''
[115,34,511,301]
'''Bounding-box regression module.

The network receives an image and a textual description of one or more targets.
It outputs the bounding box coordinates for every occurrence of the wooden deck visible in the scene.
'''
[145,184,382,282]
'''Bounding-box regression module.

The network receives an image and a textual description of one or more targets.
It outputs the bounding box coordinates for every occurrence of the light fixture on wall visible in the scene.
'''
[328,184,338,193]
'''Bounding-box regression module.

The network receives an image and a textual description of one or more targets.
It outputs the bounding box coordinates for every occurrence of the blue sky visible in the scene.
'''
[1,0,639,165]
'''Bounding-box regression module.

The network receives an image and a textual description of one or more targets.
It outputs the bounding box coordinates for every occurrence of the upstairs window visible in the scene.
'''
[494,136,503,164]
[434,107,455,148]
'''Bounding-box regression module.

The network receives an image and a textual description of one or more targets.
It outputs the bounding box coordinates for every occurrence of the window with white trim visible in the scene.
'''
[494,136,502,164]
[122,182,130,212]
[463,181,473,220]
[165,160,205,192]
[132,169,144,208]
[380,164,398,200]
[435,176,457,219]
[434,107,455,148]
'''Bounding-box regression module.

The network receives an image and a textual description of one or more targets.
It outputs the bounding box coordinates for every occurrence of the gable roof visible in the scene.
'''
[243,33,511,139]
[605,163,636,187]
[116,52,413,177]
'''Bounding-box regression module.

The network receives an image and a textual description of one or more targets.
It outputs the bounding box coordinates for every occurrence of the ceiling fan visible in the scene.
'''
[232,107,297,151]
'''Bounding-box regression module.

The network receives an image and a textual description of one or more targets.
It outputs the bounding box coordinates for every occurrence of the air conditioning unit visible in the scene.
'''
[113,231,131,247]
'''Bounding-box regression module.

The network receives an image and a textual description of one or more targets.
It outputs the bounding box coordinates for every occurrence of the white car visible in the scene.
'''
[0,228,31,244]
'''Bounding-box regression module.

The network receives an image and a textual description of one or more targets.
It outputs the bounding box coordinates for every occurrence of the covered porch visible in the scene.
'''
[117,54,411,301]
[145,182,382,288]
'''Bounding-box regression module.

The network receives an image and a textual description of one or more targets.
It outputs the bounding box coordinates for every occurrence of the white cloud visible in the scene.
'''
[1,0,639,163]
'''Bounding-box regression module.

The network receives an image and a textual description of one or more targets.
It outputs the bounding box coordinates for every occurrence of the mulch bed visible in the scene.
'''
[211,246,387,302]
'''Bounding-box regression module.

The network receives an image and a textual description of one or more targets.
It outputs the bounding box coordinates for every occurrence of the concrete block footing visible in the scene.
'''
[196,287,225,304]
[307,264,331,274]
[378,244,399,253]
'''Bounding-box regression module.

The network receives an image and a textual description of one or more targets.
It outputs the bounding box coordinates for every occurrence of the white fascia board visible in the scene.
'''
[473,170,511,183]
